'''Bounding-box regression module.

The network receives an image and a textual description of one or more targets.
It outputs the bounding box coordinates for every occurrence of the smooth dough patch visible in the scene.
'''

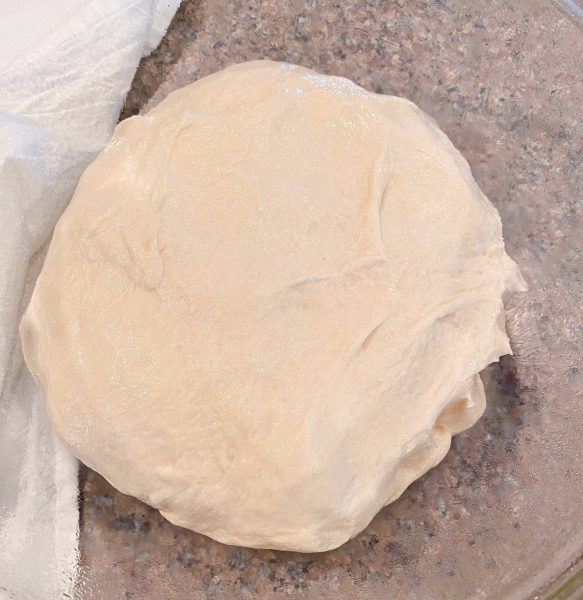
[20,61,525,552]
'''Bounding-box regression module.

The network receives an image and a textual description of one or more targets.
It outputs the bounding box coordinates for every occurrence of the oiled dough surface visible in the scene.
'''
[20,61,525,552]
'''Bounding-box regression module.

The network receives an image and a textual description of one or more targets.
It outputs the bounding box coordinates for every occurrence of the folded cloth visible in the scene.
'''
[0,1,180,597]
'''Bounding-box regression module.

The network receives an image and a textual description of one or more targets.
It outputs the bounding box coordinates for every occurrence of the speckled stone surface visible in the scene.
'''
[78,1,583,598]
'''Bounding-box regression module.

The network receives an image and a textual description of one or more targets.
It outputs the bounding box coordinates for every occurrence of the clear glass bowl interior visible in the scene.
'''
[78,1,583,598]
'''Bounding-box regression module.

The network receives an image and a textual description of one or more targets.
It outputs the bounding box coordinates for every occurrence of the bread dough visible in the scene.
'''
[20,61,525,552]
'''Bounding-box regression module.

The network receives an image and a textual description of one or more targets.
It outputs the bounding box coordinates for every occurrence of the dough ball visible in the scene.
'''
[20,61,525,552]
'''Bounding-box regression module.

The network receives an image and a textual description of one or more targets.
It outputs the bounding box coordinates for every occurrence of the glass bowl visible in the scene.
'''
[78,1,583,598]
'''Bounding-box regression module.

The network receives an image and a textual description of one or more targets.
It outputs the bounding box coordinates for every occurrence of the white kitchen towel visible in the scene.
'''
[0,1,180,597]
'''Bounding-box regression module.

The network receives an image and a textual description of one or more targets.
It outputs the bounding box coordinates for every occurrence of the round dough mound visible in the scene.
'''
[21,61,525,552]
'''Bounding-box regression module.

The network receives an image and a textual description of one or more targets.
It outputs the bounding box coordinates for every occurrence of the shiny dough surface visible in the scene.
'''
[20,61,525,551]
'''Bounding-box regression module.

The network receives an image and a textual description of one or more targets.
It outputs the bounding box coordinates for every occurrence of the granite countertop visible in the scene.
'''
[78,1,583,598]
